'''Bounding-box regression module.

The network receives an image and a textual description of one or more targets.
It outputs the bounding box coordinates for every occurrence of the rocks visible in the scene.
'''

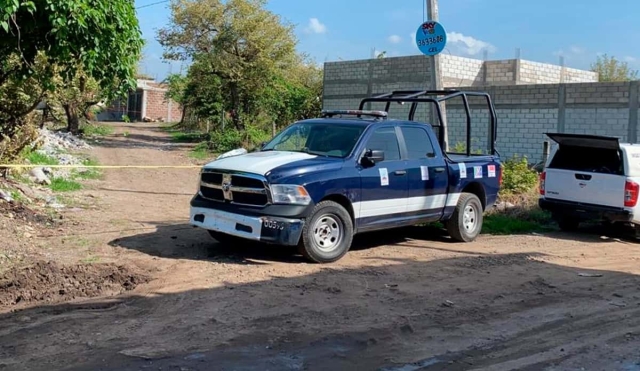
[37,128,90,153]
[495,201,516,211]
[0,190,13,203]
[29,168,51,185]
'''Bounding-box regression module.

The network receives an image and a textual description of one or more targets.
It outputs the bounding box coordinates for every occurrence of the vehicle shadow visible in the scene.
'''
[108,223,458,264]
[2,253,640,371]
[537,221,640,245]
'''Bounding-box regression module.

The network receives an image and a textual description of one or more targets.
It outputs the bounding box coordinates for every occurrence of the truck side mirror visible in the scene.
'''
[362,149,385,166]
[259,141,267,150]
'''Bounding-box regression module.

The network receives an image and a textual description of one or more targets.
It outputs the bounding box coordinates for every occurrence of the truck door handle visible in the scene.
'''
[434,167,445,173]
[394,170,406,176]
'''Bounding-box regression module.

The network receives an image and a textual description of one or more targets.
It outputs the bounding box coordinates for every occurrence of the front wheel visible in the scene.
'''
[446,193,484,242]
[298,201,354,263]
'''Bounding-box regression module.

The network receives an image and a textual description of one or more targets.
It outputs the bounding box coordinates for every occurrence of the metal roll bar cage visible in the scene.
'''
[356,89,498,157]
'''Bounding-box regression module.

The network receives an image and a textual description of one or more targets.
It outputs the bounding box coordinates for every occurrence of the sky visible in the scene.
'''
[135,0,640,81]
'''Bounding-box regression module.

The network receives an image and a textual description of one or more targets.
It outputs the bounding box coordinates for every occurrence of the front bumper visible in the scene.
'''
[539,197,633,223]
[190,196,308,246]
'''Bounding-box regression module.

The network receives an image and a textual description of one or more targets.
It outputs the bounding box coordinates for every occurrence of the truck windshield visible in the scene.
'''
[262,122,366,158]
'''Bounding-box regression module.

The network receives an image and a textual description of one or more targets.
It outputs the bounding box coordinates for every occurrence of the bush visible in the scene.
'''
[208,129,244,153]
[501,155,539,195]
[207,125,271,153]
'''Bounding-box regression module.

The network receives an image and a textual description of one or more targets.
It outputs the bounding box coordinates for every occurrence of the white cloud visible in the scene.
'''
[387,35,402,44]
[446,32,496,56]
[304,18,327,34]
[554,45,586,57]
[625,56,637,63]
[570,46,586,54]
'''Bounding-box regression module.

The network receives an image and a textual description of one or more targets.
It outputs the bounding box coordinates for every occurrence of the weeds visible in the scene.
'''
[81,123,114,137]
[23,150,58,166]
[189,142,214,160]
[49,178,82,192]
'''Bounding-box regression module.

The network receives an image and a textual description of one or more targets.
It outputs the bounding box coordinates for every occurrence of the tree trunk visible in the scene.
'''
[63,103,81,135]
[229,83,244,130]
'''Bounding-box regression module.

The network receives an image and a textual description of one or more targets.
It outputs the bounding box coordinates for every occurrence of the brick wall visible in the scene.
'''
[323,55,640,163]
[145,89,182,122]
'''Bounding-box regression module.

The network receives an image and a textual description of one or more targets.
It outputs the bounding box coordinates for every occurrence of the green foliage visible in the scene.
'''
[449,140,483,155]
[591,54,639,82]
[482,213,552,235]
[208,129,244,152]
[49,177,82,192]
[189,142,214,160]
[23,151,58,166]
[159,0,322,137]
[74,158,101,180]
[0,0,144,98]
[81,123,114,137]
[501,155,539,195]
[122,114,130,123]
[170,130,208,143]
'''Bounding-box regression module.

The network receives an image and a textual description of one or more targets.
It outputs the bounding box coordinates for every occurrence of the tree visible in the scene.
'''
[590,54,639,82]
[158,0,299,130]
[0,0,144,133]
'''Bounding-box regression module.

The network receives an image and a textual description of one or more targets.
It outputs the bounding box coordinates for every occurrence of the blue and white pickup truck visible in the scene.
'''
[190,90,503,263]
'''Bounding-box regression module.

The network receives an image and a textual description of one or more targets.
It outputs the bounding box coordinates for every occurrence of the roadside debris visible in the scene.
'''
[578,273,603,277]
[442,300,455,307]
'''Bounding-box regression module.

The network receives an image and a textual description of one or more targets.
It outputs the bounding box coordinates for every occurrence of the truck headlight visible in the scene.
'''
[270,185,311,205]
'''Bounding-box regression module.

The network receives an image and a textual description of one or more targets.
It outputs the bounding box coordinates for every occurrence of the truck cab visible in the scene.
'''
[190,90,503,263]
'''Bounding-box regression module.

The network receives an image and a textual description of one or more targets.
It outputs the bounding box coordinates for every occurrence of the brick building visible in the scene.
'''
[97,79,182,123]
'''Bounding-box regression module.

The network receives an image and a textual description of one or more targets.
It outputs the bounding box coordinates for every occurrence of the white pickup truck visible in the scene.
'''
[539,133,640,233]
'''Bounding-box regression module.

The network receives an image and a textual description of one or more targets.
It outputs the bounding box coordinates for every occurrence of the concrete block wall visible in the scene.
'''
[519,60,598,84]
[323,56,635,163]
[485,60,516,85]
[442,82,639,162]
[440,55,484,87]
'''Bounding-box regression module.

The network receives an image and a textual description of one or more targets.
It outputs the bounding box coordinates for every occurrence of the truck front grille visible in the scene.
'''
[199,170,270,207]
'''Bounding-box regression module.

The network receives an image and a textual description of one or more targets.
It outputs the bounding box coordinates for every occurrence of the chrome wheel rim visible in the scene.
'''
[463,204,478,233]
[313,214,342,252]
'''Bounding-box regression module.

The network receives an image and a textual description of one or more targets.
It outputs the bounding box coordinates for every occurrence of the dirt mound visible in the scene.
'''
[0,261,150,308]
[0,200,55,225]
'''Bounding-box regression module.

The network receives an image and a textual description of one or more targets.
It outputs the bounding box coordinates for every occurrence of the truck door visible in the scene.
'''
[357,125,408,230]
[398,125,448,222]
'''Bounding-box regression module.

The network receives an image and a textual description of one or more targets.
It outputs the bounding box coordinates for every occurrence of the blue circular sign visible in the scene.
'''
[415,21,447,56]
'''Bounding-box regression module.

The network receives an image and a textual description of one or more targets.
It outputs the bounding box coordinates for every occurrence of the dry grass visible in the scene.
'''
[483,187,555,235]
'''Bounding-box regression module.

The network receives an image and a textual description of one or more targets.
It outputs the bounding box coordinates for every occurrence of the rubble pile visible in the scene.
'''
[0,128,93,210]
[29,128,92,182]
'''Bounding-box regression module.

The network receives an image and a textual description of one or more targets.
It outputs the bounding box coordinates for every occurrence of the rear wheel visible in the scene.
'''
[298,201,354,263]
[446,193,483,242]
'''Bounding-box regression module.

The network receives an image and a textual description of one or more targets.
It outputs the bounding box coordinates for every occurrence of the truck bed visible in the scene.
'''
[447,154,498,163]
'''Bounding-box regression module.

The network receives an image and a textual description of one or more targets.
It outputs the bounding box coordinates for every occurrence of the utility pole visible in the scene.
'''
[426,0,448,151]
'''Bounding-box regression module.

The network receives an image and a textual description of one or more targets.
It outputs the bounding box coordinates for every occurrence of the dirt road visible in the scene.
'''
[2,123,640,370]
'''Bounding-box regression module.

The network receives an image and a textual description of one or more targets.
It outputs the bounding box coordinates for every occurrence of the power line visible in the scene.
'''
[136,0,170,9]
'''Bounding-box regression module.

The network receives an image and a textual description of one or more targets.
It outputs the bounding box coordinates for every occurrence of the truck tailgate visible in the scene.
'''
[545,169,625,208]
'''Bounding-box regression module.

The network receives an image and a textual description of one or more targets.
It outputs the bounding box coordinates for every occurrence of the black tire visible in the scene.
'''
[207,230,240,245]
[446,193,483,242]
[557,217,579,232]
[298,201,354,263]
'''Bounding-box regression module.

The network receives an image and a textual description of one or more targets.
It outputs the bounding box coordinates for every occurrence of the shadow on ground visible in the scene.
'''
[107,223,464,264]
[2,251,640,371]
